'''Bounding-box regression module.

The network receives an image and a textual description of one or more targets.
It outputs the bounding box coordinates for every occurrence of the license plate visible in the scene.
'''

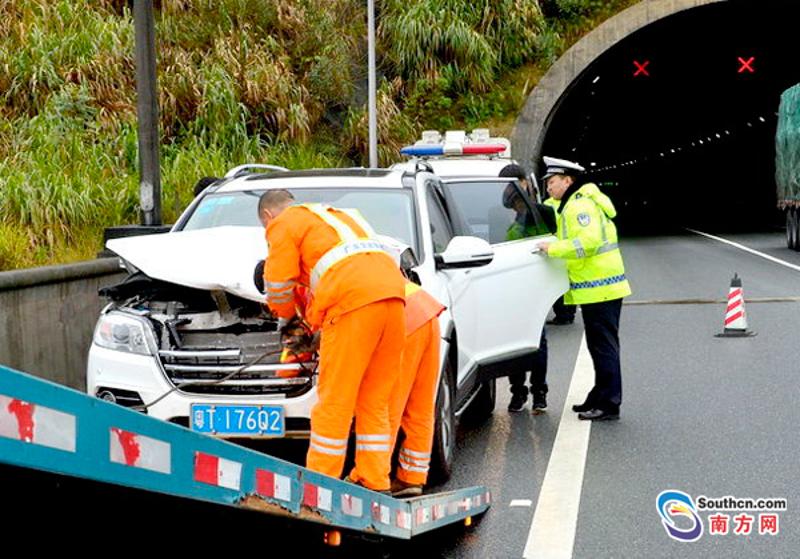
[190,404,285,437]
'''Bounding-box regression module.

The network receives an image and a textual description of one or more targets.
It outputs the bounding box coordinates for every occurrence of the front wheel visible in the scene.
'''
[429,359,455,484]
[461,378,496,426]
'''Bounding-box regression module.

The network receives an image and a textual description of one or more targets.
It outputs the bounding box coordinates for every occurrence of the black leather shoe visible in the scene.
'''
[571,402,592,413]
[547,317,575,325]
[577,408,619,421]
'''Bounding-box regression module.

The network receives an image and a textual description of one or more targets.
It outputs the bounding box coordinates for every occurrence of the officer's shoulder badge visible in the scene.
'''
[577,213,591,227]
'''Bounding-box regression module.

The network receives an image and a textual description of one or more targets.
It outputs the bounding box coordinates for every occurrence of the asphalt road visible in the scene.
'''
[417,230,800,559]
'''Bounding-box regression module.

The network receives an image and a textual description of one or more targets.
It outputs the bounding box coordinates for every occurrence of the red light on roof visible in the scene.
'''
[461,144,506,155]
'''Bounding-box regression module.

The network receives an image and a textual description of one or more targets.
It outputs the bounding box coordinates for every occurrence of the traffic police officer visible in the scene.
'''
[536,157,631,420]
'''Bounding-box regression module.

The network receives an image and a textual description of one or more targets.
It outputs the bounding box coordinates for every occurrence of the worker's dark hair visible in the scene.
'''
[193,176,220,197]
[499,164,527,181]
[258,189,295,216]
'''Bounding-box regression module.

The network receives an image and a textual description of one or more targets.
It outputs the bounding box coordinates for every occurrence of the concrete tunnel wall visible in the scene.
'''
[0,260,125,390]
[511,0,725,173]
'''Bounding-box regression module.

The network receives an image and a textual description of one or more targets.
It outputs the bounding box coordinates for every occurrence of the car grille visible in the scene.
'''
[158,345,315,396]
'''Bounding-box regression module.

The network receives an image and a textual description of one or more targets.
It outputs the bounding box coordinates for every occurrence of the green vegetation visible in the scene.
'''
[0,0,636,270]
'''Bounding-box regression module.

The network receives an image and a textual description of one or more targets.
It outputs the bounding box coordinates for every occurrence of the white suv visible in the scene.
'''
[87,164,567,480]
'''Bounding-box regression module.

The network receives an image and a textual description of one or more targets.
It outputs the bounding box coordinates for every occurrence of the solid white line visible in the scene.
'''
[523,335,594,559]
[687,229,800,273]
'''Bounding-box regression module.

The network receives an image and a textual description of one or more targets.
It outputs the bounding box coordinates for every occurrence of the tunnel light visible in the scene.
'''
[670,149,676,153]
[725,130,731,135]
[590,162,597,166]
[707,137,712,142]
[758,116,766,122]
[715,133,721,138]
[699,140,704,145]
[592,76,600,84]
[660,152,664,157]
[747,122,753,127]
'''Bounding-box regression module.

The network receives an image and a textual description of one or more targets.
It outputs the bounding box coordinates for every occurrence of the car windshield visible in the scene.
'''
[181,188,419,253]
[444,180,549,244]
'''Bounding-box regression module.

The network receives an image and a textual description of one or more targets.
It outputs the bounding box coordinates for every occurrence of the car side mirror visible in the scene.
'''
[435,236,494,270]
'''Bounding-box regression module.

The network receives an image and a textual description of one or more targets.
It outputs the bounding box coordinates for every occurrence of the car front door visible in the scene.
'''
[440,178,568,378]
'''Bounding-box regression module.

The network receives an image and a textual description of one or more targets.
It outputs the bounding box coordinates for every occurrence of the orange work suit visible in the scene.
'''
[389,282,445,486]
[264,204,405,491]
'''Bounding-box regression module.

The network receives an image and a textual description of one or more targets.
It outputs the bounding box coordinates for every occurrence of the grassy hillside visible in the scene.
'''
[0,0,636,270]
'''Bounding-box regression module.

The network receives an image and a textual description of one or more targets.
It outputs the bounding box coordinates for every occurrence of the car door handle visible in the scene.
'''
[530,247,544,255]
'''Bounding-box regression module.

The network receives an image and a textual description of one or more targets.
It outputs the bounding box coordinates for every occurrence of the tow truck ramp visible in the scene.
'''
[0,365,490,539]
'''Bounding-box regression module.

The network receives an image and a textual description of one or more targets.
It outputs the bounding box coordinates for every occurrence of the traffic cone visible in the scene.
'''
[715,273,756,338]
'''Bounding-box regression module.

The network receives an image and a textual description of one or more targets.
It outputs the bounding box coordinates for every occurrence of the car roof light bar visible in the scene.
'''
[400,143,507,157]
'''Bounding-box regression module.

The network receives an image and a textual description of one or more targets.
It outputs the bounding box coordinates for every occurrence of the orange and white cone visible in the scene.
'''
[716,273,756,338]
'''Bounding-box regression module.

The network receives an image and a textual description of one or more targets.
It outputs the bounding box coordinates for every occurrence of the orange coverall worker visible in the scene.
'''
[390,282,445,486]
[264,204,405,491]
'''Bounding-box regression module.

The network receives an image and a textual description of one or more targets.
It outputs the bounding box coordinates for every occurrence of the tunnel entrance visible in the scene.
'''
[539,0,800,233]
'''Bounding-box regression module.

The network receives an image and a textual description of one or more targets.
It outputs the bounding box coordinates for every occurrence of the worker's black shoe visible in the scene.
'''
[531,390,548,414]
[547,316,575,325]
[391,479,424,498]
[508,393,527,413]
[577,408,620,421]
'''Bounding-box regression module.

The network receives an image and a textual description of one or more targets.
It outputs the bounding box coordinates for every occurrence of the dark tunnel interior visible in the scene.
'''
[540,0,800,234]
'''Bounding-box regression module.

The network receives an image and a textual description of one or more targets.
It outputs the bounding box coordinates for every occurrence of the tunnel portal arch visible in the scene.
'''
[511,0,725,172]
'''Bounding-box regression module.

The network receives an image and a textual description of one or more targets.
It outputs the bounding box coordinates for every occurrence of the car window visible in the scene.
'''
[181,188,419,255]
[443,180,550,245]
[425,185,454,253]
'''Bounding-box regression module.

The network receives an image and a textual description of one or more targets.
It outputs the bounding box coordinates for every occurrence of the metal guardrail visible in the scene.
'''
[0,258,121,291]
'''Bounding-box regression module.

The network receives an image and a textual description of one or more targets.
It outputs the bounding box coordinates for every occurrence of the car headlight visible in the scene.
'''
[93,312,156,356]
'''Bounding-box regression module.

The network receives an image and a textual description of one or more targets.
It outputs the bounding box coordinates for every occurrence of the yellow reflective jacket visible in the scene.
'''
[548,183,631,305]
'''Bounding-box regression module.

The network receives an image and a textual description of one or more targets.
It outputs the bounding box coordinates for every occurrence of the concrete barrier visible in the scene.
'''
[0,259,125,391]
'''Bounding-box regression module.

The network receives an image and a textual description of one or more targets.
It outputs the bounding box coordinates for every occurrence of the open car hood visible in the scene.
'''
[107,226,267,303]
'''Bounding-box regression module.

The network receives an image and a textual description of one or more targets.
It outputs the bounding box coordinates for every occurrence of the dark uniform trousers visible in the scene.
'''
[580,298,623,412]
[509,328,548,397]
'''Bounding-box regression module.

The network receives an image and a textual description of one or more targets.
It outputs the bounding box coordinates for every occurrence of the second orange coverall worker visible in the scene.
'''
[390,282,446,488]
[264,203,405,491]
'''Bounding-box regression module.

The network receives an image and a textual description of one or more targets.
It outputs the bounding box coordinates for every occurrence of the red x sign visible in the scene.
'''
[633,60,650,77]
[738,56,755,73]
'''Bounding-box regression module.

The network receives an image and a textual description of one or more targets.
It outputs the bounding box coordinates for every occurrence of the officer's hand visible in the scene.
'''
[536,241,551,254]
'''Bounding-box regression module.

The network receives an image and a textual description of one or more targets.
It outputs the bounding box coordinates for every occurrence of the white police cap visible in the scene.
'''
[542,156,585,180]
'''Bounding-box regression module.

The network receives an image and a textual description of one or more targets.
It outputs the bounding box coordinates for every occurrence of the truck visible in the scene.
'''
[776,83,800,250]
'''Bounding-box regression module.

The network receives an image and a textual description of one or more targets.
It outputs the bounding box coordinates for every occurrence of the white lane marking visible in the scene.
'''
[510,499,533,508]
[687,229,800,273]
[524,335,594,559]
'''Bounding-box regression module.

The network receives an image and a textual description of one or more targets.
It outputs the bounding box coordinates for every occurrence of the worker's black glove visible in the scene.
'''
[285,331,320,354]
[279,315,303,339]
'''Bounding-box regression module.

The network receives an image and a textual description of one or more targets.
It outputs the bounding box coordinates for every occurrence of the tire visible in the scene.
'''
[793,209,800,252]
[461,378,496,426]
[429,359,456,484]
